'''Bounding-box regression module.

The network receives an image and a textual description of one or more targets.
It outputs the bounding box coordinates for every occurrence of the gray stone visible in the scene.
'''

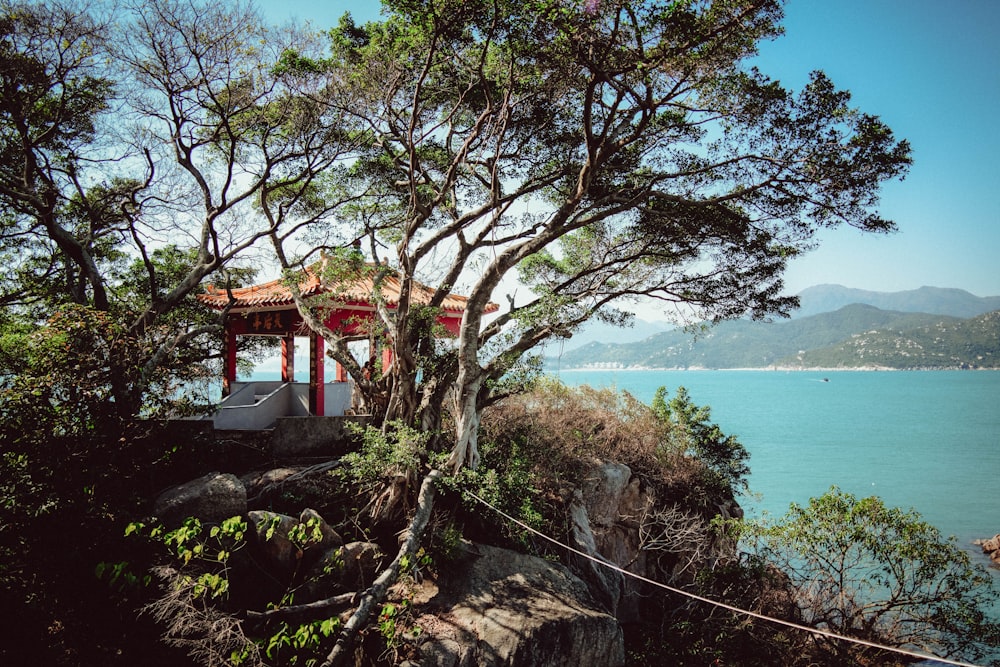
[340,541,386,590]
[299,508,344,552]
[295,546,347,603]
[573,461,653,622]
[248,510,301,580]
[976,533,1000,566]
[296,540,385,604]
[411,542,624,667]
[240,467,303,500]
[581,461,632,527]
[246,508,344,583]
[567,490,627,618]
[153,472,246,526]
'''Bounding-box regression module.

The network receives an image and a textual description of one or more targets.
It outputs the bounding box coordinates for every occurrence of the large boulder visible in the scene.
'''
[295,540,387,604]
[247,508,344,583]
[248,510,302,580]
[153,472,246,526]
[570,460,737,622]
[339,540,386,589]
[411,542,624,667]
[240,467,303,503]
[571,461,653,622]
[567,490,628,619]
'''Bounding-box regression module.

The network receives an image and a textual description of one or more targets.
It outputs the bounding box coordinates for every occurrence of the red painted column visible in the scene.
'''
[309,331,325,416]
[281,334,295,383]
[381,346,394,374]
[335,360,348,383]
[223,324,238,397]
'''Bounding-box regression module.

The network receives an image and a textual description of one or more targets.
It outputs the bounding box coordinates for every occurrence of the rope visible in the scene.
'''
[464,490,985,667]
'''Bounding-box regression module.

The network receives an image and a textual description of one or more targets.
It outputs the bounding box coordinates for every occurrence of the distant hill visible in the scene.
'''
[555,317,670,352]
[547,304,1000,370]
[794,285,1000,319]
[779,310,1000,369]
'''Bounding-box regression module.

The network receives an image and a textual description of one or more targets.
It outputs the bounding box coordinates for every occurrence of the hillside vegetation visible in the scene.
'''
[132,381,1000,666]
[552,306,1000,370]
[782,310,1000,369]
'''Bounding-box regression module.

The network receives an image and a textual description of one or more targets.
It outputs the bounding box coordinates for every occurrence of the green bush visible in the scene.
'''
[738,487,1000,665]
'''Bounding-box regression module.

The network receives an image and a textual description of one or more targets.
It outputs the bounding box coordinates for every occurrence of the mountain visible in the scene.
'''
[547,305,1000,370]
[779,310,1000,369]
[794,285,1000,319]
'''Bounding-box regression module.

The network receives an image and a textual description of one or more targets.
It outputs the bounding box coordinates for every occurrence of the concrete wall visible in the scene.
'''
[207,381,354,429]
[271,415,370,459]
[325,382,352,417]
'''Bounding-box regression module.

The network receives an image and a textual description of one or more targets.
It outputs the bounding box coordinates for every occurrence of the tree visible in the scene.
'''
[0,2,352,662]
[0,0,356,420]
[739,488,1000,665]
[271,0,910,473]
[652,385,750,497]
[0,0,917,661]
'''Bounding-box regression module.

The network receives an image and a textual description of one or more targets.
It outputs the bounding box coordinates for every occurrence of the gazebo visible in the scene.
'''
[196,263,496,428]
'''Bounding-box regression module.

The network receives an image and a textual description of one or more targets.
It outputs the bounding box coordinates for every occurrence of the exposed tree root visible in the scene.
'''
[244,592,357,626]
[319,468,443,667]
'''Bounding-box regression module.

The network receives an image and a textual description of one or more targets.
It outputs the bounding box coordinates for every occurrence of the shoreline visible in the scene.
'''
[552,365,998,372]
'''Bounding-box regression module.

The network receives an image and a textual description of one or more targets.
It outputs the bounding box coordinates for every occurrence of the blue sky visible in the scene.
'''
[258,0,1000,298]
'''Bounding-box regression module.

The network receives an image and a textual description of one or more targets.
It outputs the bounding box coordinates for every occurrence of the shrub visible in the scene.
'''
[738,487,1000,665]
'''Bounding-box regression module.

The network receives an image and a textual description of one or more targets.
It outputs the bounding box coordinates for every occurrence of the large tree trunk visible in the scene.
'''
[383,352,418,426]
[447,372,483,472]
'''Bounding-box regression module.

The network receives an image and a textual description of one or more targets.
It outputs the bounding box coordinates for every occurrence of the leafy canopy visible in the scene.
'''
[739,487,1000,664]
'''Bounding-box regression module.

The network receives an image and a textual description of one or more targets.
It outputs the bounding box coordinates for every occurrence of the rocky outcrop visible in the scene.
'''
[571,461,650,622]
[410,542,624,667]
[240,466,303,500]
[567,459,742,624]
[152,471,246,526]
[974,534,1000,566]
[155,460,734,665]
[567,490,628,619]
[293,540,386,605]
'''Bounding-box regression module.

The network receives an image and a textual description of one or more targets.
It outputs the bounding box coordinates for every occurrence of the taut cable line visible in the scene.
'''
[464,490,985,667]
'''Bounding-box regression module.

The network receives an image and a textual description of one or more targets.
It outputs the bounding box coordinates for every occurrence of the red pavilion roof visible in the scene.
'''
[197,263,497,316]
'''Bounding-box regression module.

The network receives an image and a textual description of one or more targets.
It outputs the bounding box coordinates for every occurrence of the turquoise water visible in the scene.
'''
[554,369,1000,568]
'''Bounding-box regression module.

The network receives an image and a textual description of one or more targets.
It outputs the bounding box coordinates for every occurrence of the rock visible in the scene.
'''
[299,508,343,552]
[153,472,246,526]
[294,547,347,603]
[411,542,624,667]
[581,461,632,528]
[240,467,303,501]
[567,490,627,618]
[340,541,386,589]
[248,511,302,581]
[247,508,345,582]
[572,461,655,623]
[975,533,1000,566]
[295,540,386,604]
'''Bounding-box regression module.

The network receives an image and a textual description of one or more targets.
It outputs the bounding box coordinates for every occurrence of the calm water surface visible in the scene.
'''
[555,369,1000,569]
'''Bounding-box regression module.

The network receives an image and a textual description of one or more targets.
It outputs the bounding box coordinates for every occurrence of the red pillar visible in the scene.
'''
[281,334,295,383]
[309,331,325,416]
[335,360,348,383]
[222,325,237,397]
[381,346,394,374]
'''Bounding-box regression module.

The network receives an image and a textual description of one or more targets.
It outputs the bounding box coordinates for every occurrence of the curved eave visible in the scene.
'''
[197,284,498,316]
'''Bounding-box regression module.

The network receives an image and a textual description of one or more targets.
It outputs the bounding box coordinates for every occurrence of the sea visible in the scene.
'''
[551,369,1000,573]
